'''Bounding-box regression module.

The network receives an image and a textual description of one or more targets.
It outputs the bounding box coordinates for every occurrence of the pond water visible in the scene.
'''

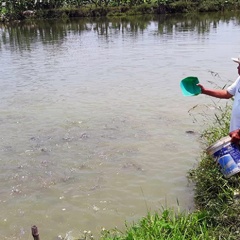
[0,12,240,239]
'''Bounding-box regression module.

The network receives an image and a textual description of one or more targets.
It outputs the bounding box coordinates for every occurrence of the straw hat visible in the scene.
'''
[232,56,240,64]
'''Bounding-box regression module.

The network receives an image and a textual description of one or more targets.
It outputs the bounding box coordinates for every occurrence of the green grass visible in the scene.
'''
[99,209,215,240]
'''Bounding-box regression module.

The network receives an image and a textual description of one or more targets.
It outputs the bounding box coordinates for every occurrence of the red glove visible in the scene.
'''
[229,129,240,144]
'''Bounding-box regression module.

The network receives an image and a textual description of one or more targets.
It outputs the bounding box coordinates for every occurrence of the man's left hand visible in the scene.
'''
[229,129,240,144]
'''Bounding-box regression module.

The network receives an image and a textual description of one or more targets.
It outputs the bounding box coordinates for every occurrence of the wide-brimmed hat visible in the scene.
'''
[232,56,240,64]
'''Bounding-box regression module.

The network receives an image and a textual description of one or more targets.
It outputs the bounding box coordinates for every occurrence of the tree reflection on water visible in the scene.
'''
[1,12,240,52]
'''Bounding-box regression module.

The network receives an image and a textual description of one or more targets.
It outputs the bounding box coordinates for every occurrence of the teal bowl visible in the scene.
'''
[180,76,201,96]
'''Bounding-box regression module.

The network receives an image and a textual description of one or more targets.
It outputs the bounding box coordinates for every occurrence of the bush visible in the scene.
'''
[169,0,198,13]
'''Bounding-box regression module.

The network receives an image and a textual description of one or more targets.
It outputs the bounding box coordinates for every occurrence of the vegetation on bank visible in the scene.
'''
[1,0,240,21]
[62,105,240,239]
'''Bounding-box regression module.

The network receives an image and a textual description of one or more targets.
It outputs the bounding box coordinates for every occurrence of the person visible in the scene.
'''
[197,56,240,144]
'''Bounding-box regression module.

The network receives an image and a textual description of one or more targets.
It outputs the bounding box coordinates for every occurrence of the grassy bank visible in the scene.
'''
[64,104,240,240]
[188,104,240,239]
[1,0,240,22]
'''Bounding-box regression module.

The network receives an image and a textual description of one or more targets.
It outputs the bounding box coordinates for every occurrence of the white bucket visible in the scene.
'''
[207,136,240,178]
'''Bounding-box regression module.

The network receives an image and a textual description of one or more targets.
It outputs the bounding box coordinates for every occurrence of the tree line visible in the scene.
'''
[0,0,240,20]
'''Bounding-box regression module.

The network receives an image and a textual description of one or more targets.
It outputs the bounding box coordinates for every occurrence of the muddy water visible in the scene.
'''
[0,13,240,239]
